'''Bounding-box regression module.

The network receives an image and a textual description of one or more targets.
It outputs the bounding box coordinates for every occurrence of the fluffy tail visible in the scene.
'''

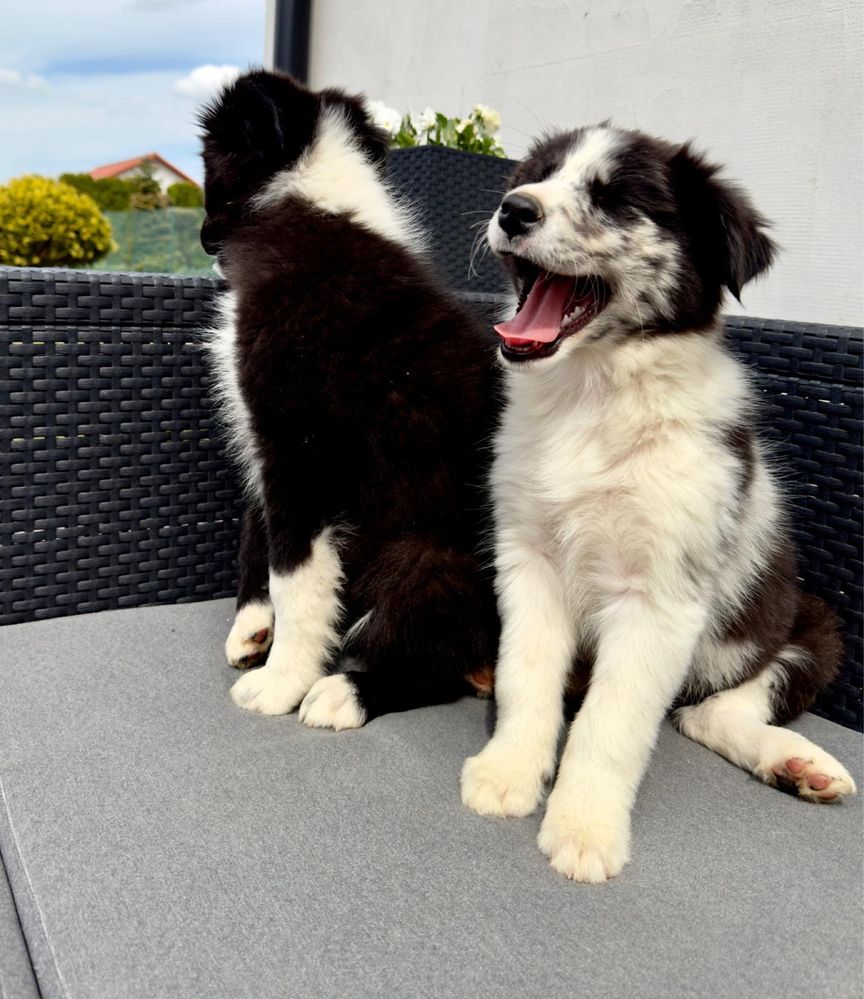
[771,593,843,723]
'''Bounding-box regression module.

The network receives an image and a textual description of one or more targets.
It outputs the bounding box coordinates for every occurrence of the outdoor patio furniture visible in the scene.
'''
[0,152,861,997]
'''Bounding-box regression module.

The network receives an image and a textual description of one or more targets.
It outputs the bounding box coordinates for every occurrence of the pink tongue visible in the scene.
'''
[494,275,572,344]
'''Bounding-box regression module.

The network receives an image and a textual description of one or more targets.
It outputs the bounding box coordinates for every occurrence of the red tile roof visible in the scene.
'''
[89,152,199,186]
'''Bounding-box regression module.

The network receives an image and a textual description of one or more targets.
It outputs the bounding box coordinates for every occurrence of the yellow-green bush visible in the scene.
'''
[0,175,114,268]
[167,181,204,208]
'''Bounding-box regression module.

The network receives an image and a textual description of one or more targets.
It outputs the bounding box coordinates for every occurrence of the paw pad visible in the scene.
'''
[225,605,274,669]
[770,755,855,803]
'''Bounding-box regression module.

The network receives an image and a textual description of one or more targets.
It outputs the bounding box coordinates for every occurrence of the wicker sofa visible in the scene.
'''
[0,151,861,999]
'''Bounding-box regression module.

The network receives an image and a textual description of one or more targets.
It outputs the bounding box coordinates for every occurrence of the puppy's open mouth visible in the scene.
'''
[495,265,611,361]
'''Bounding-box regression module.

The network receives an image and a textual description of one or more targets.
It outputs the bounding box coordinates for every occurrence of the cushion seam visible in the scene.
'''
[0,767,69,999]
[0,845,43,999]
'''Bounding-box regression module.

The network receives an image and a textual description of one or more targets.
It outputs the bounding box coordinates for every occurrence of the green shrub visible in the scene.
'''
[0,175,113,267]
[129,189,169,211]
[127,163,166,210]
[60,173,133,211]
[167,181,203,208]
[61,167,179,212]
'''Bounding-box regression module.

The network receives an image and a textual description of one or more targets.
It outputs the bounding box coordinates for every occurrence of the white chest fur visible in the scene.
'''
[491,332,768,649]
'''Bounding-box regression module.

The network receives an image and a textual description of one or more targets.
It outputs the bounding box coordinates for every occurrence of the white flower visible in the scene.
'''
[417,106,436,131]
[408,107,438,143]
[455,117,472,134]
[472,104,501,133]
[367,99,403,137]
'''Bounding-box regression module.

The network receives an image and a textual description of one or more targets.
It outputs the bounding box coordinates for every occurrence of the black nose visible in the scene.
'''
[497,192,543,238]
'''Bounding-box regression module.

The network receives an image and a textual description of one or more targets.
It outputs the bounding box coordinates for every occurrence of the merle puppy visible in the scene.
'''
[460,124,855,882]
[200,69,499,727]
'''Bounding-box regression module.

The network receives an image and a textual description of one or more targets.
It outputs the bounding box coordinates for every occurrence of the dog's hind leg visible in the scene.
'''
[298,661,475,731]
[674,666,856,801]
[225,502,274,669]
[298,538,499,729]
[674,598,855,802]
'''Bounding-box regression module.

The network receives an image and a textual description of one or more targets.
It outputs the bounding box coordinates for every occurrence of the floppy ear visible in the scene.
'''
[199,75,290,170]
[671,145,776,300]
[197,75,284,254]
[711,174,777,299]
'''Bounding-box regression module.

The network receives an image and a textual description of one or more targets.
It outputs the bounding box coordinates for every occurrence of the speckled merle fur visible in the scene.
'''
[505,127,776,335]
[496,126,841,721]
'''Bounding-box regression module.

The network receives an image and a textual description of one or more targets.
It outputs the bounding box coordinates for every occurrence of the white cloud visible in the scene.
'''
[0,69,207,184]
[0,0,265,185]
[0,67,47,89]
[174,64,240,100]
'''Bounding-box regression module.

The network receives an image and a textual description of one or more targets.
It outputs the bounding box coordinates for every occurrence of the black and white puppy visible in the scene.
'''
[461,125,855,882]
[200,69,499,727]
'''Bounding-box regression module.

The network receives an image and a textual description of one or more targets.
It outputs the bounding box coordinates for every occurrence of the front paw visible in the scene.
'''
[461,743,546,818]
[538,795,631,883]
[230,666,309,715]
[225,602,274,669]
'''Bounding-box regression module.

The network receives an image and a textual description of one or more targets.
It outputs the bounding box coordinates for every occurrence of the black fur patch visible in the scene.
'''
[507,131,576,189]
[719,534,799,654]
[236,504,270,608]
[710,533,841,723]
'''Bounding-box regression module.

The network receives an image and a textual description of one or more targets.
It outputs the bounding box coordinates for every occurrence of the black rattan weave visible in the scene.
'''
[0,269,241,622]
[728,318,863,729]
[1,269,861,729]
[389,147,517,294]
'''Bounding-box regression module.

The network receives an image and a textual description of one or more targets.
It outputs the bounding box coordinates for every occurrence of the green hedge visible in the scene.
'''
[167,182,204,208]
[100,208,213,275]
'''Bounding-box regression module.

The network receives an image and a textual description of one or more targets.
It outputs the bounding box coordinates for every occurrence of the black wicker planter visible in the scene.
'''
[388,146,517,294]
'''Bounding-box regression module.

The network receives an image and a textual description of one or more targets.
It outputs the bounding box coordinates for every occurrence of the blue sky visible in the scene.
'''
[1,0,266,184]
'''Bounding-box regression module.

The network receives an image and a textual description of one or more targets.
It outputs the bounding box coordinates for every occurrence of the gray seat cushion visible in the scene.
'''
[0,599,861,999]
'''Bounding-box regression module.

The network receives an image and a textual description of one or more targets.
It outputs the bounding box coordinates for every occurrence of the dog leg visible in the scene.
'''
[300,536,499,729]
[226,504,274,668]
[299,534,498,729]
[462,544,576,818]
[673,667,856,802]
[538,593,707,882]
[230,527,344,715]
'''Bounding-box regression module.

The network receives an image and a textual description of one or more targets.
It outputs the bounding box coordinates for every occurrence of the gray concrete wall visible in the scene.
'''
[309,0,863,326]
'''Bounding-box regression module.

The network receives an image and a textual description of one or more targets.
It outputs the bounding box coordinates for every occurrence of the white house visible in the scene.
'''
[89,153,199,191]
